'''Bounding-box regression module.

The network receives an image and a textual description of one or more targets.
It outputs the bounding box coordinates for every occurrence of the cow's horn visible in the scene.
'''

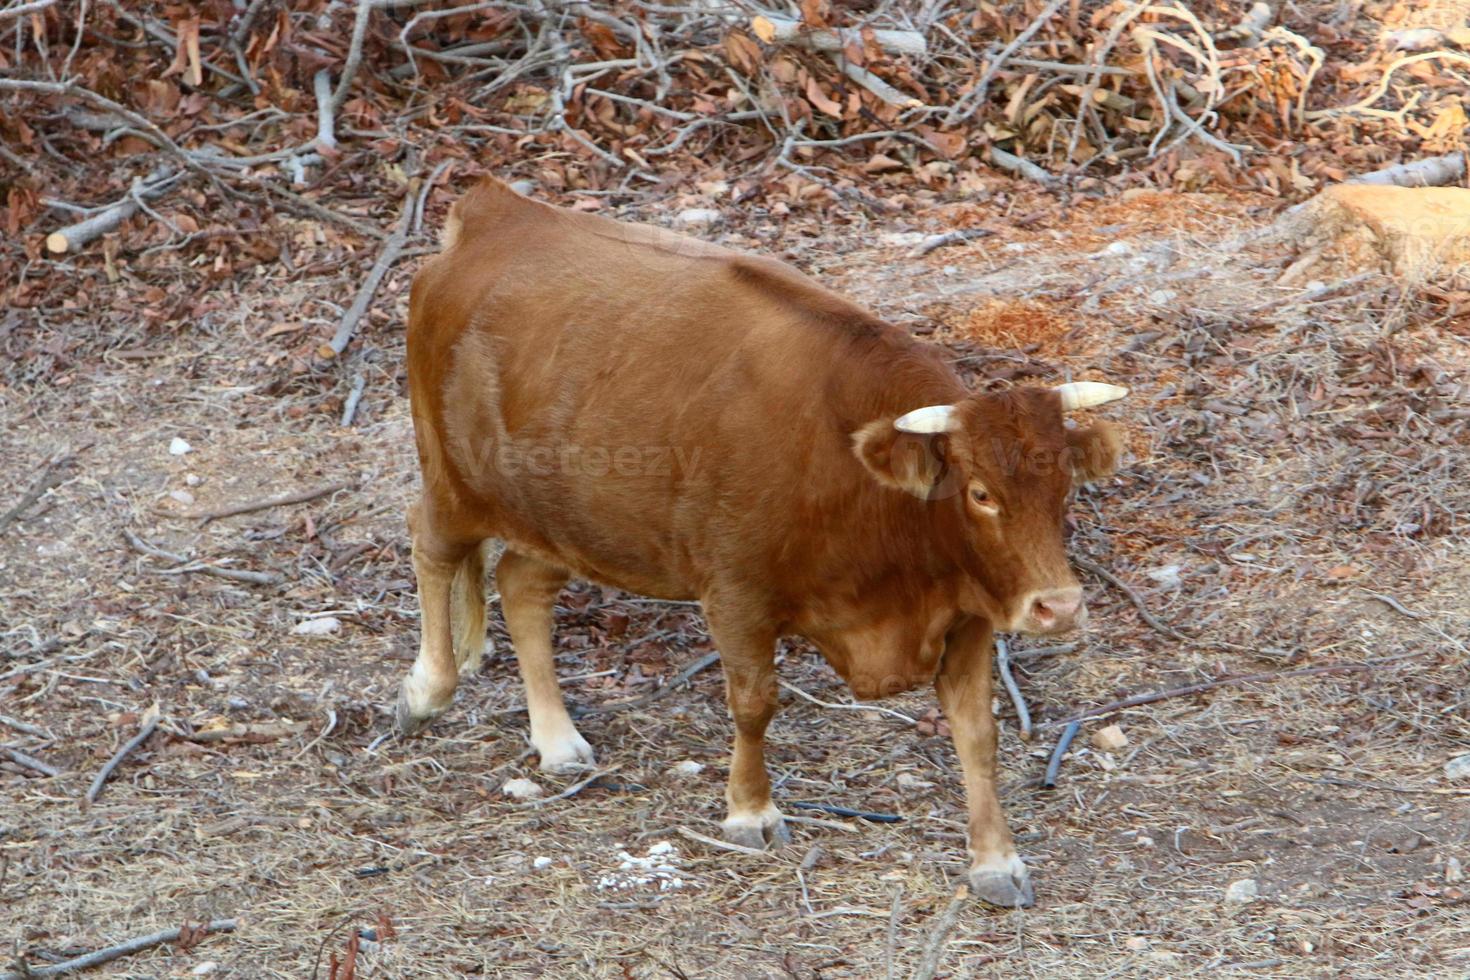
[1055,381,1128,412]
[894,405,960,434]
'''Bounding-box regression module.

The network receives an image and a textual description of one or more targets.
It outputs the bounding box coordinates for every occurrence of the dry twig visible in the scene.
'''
[84,704,160,805]
[0,918,237,980]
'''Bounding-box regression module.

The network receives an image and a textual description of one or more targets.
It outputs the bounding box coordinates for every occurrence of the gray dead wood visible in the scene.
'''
[83,707,159,805]
[0,918,237,979]
[753,14,927,57]
[328,186,417,356]
[1346,152,1465,187]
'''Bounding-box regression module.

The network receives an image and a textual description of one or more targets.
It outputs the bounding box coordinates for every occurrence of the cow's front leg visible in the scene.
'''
[706,615,788,849]
[936,617,1033,908]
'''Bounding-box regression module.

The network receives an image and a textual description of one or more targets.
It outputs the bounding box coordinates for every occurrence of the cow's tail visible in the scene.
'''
[450,541,489,674]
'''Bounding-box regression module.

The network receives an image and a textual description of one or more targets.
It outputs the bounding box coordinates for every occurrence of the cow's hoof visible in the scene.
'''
[535,731,596,774]
[968,859,1034,909]
[394,680,444,737]
[721,807,790,850]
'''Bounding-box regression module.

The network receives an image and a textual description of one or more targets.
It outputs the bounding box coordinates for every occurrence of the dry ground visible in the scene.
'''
[2,184,1469,978]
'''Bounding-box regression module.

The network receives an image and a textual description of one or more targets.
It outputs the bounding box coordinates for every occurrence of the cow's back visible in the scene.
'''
[408,178,960,603]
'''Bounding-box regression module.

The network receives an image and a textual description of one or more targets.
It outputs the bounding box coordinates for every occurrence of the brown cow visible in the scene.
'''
[397,176,1128,907]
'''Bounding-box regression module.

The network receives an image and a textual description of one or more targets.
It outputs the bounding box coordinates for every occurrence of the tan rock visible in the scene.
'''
[1091,724,1128,752]
[1290,185,1470,282]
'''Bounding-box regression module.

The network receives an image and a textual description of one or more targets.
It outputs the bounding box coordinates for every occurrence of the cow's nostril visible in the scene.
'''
[1031,600,1056,625]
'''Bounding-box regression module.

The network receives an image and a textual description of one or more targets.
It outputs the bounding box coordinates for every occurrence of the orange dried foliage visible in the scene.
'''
[957,298,1072,351]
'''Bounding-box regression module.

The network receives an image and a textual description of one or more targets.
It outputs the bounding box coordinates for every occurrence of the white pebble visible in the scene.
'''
[669,760,704,778]
[1445,755,1470,781]
[1447,857,1463,883]
[169,489,196,506]
[533,856,554,870]
[1224,878,1259,904]
[1105,241,1134,256]
[502,777,545,800]
[169,437,193,456]
[1148,289,1177,305]
[192,963,219,976]
[675,208,722,229]
[185,473,202,487]
[292,617,341,636]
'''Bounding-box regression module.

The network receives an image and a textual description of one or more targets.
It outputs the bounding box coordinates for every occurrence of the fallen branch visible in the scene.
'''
[327,183,417,356]
[946,0,1068,124]
[0,918,237,980]
[84,704,159,805]
[994,636,1032,740]
[989,145,1057,186]
[0,0,57,20]
[44,168,180,254]
[341,374,367,427]
[750,14,928,57]
[166,720,311,743]
[779,679,918,726]
[909,227,994,258]
[573,651,720,717]
[186,481,351,522]
[912,886,971,980]
[1044,653,1423,729]
[123,530,282,586]
[2,746,62,778]
[1072,555,1187,641]
[0,445,82,531]
[834,57,923,108]
[0,712,51,738]
[1041,720,1081,789]
[509,766,619,809]
[1347,151,1466,188]
[675,825,772,856]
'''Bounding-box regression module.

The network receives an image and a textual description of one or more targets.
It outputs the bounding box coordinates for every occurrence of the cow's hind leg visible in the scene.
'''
[706,612,788,849]
[496,548,595,773]
[936,617,1033,908]
[451,541,489,675]
[397,512,474,736]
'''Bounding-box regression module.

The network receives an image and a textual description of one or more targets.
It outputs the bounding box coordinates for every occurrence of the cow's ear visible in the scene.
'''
[1066,420,1125,486]
[853,421,952,498]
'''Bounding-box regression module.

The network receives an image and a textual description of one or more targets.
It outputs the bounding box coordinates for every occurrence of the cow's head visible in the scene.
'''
[853,382,1127,635]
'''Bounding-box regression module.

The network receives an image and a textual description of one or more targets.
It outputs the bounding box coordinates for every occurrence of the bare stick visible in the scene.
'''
[341,374,367,427]
[44,168,181,254]
[946,0,1068,124]
[328,185,416,356]
[313,69,337,149]
[675,825,772,857]
[1042,720,1081,788]
[834,57,922,108]
[123,530,282,586]
[84,705,159,805]
[1347,151,1465,188]
[510,767,619,809]
[1363,591,1423,620]
[574,652,720,717]
[989,145,1057,187]
[186,482,351,522]
[2,747,61,777]
[0,918,237,980]
[1072,555,1187,641]
[779,679,918,726]
[883,885,903,980]
[0,0,57,20]
[910,227,993,258]
[0,446,79,530]
[0,712,51,738]
[994,637,1032,740]
[751,14,927,57]
[1045,653,1423,729]
[912,886,970,980]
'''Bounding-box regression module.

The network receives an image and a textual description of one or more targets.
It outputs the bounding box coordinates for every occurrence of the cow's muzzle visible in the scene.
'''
[1015,586,1086,635]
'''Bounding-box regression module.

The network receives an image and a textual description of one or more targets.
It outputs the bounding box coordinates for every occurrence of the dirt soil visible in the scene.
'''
[2,181,1469,979]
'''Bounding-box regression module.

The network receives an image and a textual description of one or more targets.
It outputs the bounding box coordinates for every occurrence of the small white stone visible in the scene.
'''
[896,772,935,791]
[669,759,705,778]
[675,208,722,229]
[1105,241,1134,256]
[192,963,219,976]
[1148,289,1177,305]
[1224,878,1259,904]
[502,777,545,800]
[1091,724,1129,752]
[169,489,196,506]
[169,437,193,456]
[532,856,554,870]
[879,231,928,247]
[1446,856,1463,883]
[292,616,341,636]
[509,180,536,196]
[185,473,202,487]
[1444,755,1470,781]
[1145,564,1182,589]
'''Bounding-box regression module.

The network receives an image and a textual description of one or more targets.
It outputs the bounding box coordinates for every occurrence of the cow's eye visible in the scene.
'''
[970,488,989,504]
